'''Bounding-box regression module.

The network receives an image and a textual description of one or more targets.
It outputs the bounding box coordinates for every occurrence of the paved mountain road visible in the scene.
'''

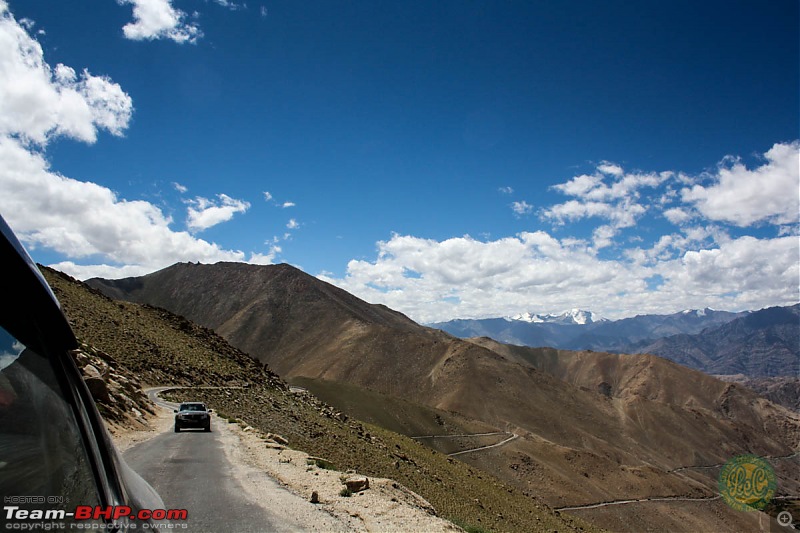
[123,389,349,532]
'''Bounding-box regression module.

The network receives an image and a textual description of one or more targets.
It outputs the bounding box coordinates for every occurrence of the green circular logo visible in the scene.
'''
[718,454,776,511]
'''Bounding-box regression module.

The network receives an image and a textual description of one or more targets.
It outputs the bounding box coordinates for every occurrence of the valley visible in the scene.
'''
[77,261,800,531]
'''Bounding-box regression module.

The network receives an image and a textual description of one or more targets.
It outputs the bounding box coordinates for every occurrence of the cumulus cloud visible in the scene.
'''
[17,17,34,31]
[321,231,799,323]
[597,162,624,177]
[545,198,645,229]
[286,218,299,229]
[543,163,669,232]
[263,191,273,201]
[511,200,533,216]
[282,201,295,208]
[663,207,692,225]
[323,144,800,322]
[0,4,132,146]
[186,194,250,231]
[173,181,188,193]
[498,186,513,194]
[117,0,201,43]
[0,5,270,279]
[0,137,256,275]
[681,141,800,226]
[592,225,616,249]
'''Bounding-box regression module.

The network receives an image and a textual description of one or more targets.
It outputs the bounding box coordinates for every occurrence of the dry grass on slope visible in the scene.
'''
[42,266,603,533]
[166,385,601,533]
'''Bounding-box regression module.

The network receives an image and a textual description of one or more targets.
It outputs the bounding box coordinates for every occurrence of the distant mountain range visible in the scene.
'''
[509,308,607,325]
[431,305,799,377]
[85,262,800,531]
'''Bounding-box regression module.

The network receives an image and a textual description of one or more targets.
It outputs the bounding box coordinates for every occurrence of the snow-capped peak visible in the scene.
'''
[509,309,606,325]
[509,312,545,323]
[681,307,716,317]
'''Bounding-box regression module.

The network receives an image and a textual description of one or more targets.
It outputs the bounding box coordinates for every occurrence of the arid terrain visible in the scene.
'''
[45,266,597,533]
[85,261,800,532]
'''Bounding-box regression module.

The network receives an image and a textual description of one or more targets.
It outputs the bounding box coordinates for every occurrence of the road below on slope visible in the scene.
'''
[410,430,519,457]
[123,388,348,532]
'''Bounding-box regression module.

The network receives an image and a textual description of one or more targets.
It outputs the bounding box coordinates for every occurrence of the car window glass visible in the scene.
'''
[0,326,100,521]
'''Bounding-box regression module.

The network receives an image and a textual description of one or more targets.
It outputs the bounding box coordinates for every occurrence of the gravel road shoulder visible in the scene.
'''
[111,392,463,533]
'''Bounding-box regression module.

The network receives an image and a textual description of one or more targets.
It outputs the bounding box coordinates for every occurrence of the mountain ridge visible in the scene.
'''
[46,265,591,533]
[86,261,800,532]
[432,305,799,377]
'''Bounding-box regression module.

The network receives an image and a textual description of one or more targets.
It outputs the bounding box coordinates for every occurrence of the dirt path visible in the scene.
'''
[447,434,519,457]
[410,431,520,457]
[554,451,800,512]
[670,450,799,473]
[554,495,722,512]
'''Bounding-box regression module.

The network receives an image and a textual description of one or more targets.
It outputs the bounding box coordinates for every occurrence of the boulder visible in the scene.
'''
[265,433,289,445]
[343,476,369,493]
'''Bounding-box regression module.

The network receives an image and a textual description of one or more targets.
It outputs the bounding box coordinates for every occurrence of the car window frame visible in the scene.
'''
[0,216,139,522]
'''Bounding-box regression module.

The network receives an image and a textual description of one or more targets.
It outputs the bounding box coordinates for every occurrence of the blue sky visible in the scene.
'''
[1,0,798,322]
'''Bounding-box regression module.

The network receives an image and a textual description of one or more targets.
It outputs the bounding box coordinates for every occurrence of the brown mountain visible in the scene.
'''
[89,262,800,533]
[633,304,800,377]
[46,266,593,533]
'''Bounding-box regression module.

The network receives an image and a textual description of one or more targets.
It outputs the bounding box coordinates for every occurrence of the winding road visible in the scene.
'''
[554,450,800,513]
[122,388,347,532]
[411,430,519,457]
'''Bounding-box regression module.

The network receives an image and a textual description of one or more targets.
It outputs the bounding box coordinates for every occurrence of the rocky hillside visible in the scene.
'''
[433,305,800,379]
[71,341,156,433]
[717,375,800,412]
[44,266,595,533]
[633,304,800,377]
[87,261,800,533]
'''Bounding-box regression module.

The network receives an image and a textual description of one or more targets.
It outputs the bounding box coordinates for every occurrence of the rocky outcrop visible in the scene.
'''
[343,475,370,493]
[71,342,156,429]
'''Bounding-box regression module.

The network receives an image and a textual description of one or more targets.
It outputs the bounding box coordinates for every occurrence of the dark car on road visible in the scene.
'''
[0,214,165,529]
[174,402,212,432]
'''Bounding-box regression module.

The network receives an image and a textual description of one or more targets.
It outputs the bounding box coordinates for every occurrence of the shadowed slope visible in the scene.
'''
[88,262,800,532]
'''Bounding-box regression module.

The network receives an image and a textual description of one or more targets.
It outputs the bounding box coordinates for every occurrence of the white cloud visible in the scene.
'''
[0,4,132,146]
[656,235,799,308]
[0,136,254,275]
[592,225,616,249]
[681,141,800,226]
[263,191,273,201]
[544,163,670,233]
[321,231,799,323]
[213,0,240,10]
[286,218,299,229]
[511,200,533,216]
[17,17,34,31]
[282,201,295,208]
[544,198,645,229]
[186,194,250,231]
[551,168,667,203]
[117,0,201,43]
[597,162,624,176]
[260,6,268,17]
[173,181,188,193]
[498,186,513,194]
[322,145,799,322]
[663,207,692,225]
[0,5,268,280]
